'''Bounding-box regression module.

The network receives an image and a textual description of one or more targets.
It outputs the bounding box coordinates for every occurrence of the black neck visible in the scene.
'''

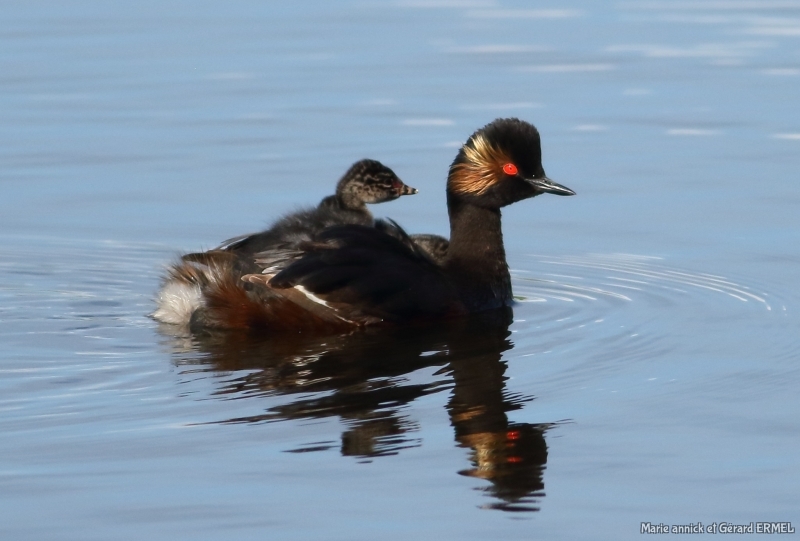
[444,194,512,311]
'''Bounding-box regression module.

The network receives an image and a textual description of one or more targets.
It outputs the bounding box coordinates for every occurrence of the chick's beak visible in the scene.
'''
[526,176,575,196]
[400,184,418,196]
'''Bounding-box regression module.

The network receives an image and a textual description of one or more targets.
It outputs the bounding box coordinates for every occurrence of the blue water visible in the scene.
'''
[1,1,799,539]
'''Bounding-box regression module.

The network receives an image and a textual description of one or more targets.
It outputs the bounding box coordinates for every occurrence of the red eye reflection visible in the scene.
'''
[502,163,518,176]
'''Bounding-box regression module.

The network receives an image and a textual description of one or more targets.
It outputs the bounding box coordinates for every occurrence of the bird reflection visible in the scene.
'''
[161,308,552,512]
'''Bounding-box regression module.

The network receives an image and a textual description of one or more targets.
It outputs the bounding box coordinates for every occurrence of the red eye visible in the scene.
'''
[502,163,518,176]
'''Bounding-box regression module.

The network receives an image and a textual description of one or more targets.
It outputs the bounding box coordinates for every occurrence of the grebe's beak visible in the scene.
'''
[526,176,575,196]
[399,184,418,196]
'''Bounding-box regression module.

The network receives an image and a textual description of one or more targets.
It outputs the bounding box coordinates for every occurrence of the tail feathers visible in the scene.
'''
[152,257,236,326]
[152,279,202,325]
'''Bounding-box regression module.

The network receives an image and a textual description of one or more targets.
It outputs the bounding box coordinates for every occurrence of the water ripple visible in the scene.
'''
[514,253,774,311]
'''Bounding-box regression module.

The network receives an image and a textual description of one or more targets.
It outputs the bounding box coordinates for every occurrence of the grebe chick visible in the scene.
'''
[216,159,416,257]
[318,158,417,214]
[154,118,574,331]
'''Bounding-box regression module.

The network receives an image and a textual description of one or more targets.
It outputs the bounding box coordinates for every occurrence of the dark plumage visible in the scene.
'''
[261,222,459,322]
[153,118,574,332]
[409,234,449,264]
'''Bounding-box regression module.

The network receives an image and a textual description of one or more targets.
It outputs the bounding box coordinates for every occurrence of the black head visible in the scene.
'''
[447,118,574,208]
[337,159,417,206]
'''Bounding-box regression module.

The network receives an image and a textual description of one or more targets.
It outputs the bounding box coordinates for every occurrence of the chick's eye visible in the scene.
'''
[502,163,518,176]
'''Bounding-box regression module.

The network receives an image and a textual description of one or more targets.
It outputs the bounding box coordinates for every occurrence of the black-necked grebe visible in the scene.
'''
[154,119,574,331]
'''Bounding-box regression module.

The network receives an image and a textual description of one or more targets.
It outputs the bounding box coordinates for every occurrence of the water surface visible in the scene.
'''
[1,1,799,539]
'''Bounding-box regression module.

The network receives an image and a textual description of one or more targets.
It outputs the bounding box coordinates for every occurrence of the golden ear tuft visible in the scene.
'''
[449,134,512,196]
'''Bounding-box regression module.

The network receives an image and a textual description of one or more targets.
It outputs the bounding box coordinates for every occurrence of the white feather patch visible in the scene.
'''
[152,281,203,325]
[294,285,333,308]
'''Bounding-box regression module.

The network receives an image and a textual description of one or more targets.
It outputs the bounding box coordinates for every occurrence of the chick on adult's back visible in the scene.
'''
[218,159,416,257]
[153,159,415,326]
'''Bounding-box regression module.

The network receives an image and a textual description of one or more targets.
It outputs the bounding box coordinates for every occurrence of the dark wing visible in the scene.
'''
[254,223,463,323]
[214,233,257,251]
[212,212,315,256]
[408,233,449,264]
[214,205,372,257]
[373,219,450,265]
